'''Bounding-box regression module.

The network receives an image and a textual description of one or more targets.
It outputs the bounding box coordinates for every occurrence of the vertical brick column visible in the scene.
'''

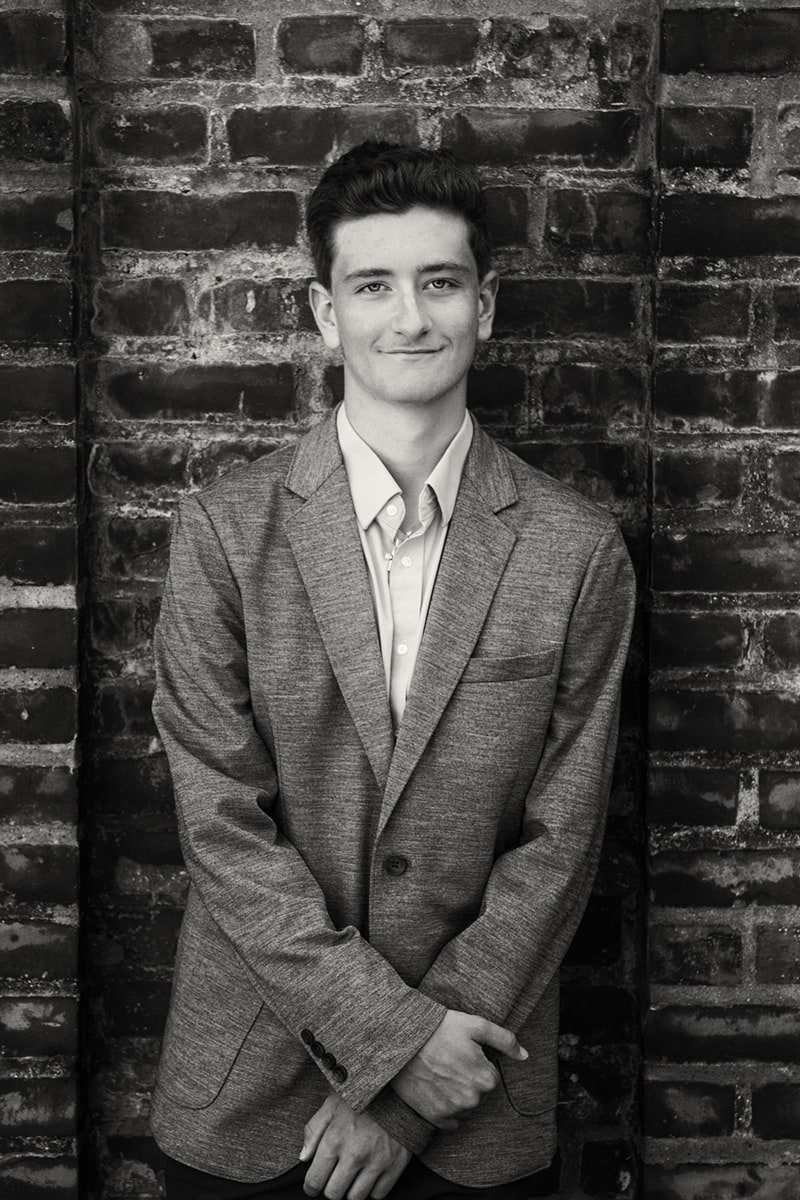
[646,8,800,1198]
[0,6,79,1197]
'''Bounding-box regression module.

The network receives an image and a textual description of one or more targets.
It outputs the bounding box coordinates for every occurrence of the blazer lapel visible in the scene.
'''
[377,426,518,838]
[284,416,394,793]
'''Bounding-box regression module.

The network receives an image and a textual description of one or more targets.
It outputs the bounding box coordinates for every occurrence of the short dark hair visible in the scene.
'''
[305,141,491,289]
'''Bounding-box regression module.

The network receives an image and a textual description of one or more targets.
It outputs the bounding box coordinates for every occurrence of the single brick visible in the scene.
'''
[662,9,800,74]
[0,765,77,824]
[384,19,479,68]
[0,12,65,74]
[92,105,207,163]
[0,920,77,978]
[659,106,753,168]
[494,278,637,339]
[651,850,800,906]
[0,997,77,1056]
[0,843,77,903]
[646,1004,800,1063]
[0,687,76,744]
[103,516,172,581]
[0,365,75,423]
[278,17,364,75]
[648,766,738,827]
[0,99,70,162]
[764,613,800,669]
[662,195,800,256]
[188,440,278,490]
[93,680,156,740]
[564,897,622,967]
[649,925,742,985]
[0,446,74,504]
[541,364,644,426]
[90,596,160,653]
[653,531,800,592]
[774,287,800,339]
[779,103,800,166]
[466,365,526,425]
[657,282,750,342]
[645,1164,800,1200]
[752,1083,800,1138]
[444,108,639,167]
[493,17,588,81]
[148,19,255,79]
[88,442,187,500]
[0,1078,75,1136]
[756,927,800,983]
[102,361,296,421]
[654,450,744,508]
[85,754,173,820]
[651,690,800,753]
[208,279,313,335]
[484,187,528,247]
[650,612,745,670]
[104,979,171,1036]
[0,524,76,584]
[0,610,76,668]
[581,1140,636,1197]
[655,370,760,429]
[102,190,299,251]
[511,442,645,505]
[545,190,652,257]
[227,106,417,164]
[0,281,72,343]
[760,770,800,830]
[644,1082,735,1137]
[0,194,73,250]
[92,278,189,337]
[560,985,636,1043]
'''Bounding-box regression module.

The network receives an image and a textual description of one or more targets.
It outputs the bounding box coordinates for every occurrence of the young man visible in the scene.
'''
[149,143,636,1200]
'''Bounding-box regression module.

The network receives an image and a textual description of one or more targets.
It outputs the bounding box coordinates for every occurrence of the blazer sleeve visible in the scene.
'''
[420,520,634,1030]
[152,495,446,1115]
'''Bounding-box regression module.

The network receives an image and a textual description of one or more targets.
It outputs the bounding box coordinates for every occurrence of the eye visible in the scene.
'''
[425,278,458,291]
[355,281,389,294]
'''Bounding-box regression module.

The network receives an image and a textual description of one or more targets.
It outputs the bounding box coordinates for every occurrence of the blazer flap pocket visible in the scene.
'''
[461,650,555,684]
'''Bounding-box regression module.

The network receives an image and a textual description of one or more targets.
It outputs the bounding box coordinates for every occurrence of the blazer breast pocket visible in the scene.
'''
[460,650,556,684]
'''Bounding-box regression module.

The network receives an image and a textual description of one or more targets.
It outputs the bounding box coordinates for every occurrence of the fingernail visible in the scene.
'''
[520,1046,529,1060]
[299,1146,309,1161]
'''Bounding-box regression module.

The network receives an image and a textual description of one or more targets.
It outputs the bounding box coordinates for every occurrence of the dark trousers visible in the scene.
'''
[162,1152,559,1199]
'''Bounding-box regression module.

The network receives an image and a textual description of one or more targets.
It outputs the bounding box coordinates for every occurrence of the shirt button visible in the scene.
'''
[401,556,412,567]
[385,854,409,876]
[397,643,408,656]
[386,503,399,516]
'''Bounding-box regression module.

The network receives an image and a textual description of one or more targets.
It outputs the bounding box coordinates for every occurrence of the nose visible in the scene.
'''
[391,288,432,339]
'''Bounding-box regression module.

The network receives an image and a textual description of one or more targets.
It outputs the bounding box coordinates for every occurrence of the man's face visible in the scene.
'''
[309,205,498,412]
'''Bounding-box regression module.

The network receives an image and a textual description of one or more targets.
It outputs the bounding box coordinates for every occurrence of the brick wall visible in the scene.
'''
[0,2,797,1198]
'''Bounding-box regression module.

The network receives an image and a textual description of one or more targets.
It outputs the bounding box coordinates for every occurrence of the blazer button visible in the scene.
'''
[300,1029,314,1046]
[332,1064,348,1083]
[311,1039,324,1058]
[321,1051,337,1070]
[384,854,409,876]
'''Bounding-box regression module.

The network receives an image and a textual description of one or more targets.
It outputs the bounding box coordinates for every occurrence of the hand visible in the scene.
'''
[389,1009,527,1130]
[300,1093,412,1200]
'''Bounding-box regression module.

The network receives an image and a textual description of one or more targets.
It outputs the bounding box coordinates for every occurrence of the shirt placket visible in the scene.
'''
[376,498,431,727]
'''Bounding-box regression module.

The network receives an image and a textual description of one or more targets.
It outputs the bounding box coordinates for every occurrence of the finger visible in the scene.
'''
[301,1100,336,1162]
[472,1019,528,1061]
[303,1144,339,1197]
[371,1161,407,1199]
[346,1166,382,1200]
[320,1155,363,1200]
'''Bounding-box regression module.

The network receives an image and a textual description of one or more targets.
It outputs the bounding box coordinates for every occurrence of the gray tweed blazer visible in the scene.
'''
[149,409,636,1186]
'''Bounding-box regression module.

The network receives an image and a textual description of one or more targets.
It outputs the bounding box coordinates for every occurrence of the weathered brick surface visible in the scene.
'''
[2,0,797,1195]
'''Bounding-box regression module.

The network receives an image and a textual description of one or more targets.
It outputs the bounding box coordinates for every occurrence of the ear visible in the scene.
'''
[476,270,499,343]
[308,280,341,350]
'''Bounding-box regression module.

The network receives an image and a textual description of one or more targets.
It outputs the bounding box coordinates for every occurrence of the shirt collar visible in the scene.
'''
[336,404,473,531]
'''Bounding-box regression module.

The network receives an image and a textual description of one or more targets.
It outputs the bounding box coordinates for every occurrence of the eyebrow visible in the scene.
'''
[342,261,472,283]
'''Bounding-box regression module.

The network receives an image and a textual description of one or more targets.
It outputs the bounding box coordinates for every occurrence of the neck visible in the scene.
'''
[343,394,467,521]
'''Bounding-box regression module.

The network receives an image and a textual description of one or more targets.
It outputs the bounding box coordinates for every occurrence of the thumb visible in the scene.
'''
[472,1019,528,1061]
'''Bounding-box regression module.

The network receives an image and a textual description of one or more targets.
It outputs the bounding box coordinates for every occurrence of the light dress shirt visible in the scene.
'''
[336,403,473,730]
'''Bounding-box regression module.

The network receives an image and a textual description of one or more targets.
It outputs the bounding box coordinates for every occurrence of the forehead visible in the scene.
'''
[330,205,475,277]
